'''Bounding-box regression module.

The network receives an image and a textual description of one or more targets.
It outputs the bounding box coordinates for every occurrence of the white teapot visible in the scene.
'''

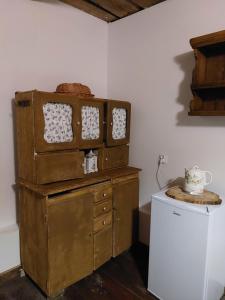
[184,165,212,194]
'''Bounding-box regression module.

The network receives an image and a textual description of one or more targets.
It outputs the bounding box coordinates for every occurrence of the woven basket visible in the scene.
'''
[56,83,94,97]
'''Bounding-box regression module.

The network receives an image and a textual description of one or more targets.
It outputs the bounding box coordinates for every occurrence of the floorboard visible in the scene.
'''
[0,243,157,300]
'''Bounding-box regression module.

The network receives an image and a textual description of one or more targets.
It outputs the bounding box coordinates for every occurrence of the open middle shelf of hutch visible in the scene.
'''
[189,30,225,116]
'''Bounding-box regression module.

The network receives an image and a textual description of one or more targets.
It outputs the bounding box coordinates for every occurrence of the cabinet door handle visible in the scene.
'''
[173,211,181,216]
[77,121,81,125]
[105,157,108,161]
[103,206,107,211]
[102,220,106,225]
[103,193,107,197]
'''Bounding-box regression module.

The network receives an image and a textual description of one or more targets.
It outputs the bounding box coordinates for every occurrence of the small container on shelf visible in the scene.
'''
[84,150,98,174]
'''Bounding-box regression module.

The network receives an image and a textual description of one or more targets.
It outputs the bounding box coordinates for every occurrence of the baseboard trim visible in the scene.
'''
[0,265,21,284]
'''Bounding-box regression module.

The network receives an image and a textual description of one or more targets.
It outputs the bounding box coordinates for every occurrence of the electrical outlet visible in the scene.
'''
[159,154,168,165]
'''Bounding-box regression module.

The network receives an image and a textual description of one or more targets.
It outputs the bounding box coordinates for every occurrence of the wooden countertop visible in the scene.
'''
[17,166,141,196]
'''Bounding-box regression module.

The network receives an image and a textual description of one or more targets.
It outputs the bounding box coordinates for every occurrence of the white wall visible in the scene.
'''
[108,0,225,244]
[0,0,108,272]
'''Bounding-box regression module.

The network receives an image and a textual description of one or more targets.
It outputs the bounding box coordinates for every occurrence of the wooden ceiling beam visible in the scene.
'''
[89,0,140,18]
[60,0,118,22]
[130,0,166,9]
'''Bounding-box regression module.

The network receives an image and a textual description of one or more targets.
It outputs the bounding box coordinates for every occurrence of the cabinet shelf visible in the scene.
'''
[188,110,225,116]
[191,82,225,90]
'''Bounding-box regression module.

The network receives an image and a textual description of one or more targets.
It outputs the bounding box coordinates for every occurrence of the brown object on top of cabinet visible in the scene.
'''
[189,30,225,116]
[18,167,140,298]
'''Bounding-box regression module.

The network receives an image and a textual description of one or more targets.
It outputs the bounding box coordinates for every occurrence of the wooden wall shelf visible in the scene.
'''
[189,30,225,116]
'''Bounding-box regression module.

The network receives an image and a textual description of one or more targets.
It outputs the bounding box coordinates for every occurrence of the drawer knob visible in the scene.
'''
[103,206,107,211]
[110,122,113,126]
[105,157,108,161]
[103,193,107,197]
[102,220,106,225]
[77,121,81,125]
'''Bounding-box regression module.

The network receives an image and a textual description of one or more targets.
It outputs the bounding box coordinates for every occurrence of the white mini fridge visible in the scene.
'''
[148,190,225,300]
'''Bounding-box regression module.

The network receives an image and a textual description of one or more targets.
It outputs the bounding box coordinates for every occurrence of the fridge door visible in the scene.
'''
[148,198,209,300]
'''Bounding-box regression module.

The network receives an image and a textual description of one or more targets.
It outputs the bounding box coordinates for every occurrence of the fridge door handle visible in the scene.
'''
[173,210,181,216]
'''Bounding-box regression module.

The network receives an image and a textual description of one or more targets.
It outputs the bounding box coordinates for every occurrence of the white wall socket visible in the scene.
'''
[159,154,168,165]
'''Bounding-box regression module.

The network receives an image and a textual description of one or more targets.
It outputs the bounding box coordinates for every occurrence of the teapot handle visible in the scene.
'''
[203,171,212,185]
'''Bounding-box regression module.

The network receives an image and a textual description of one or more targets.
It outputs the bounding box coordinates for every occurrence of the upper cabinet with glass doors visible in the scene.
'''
[15,90,104,153]
[105,100,131,146]
[15,90,131,184]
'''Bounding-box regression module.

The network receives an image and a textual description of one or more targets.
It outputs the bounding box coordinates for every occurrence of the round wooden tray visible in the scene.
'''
[166,186,222,205]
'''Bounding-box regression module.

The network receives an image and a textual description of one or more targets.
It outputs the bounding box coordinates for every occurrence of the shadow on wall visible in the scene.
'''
[175,51,225,127]
[139,202,151,245]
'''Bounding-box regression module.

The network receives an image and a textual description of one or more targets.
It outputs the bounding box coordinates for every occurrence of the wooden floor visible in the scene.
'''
[0,244,157,300]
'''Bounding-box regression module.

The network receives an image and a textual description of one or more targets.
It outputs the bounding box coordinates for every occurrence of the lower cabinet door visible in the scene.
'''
[94,226,112,270]
[47,189,93,296]
[112,176,139,257]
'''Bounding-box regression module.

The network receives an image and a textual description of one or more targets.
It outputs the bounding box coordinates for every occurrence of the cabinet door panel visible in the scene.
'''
[33,91,80,152]
[35,151,84,184]
[99,145,129,170]
[47,189,93,296]
[106,100,131,146]
[94,226,112,270]
[77,98,104,149]
[112,177,139,257]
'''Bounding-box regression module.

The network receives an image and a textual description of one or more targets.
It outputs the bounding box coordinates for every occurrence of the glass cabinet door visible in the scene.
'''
[106,100,131,146]
[77,98,104,149]
[34,92,79,152]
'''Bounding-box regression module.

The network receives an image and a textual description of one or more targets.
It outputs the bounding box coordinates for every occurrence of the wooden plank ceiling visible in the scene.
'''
[60,0,166,22]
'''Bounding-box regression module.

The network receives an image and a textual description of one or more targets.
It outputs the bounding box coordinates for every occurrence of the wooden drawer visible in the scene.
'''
[99,145,129,170]
[35,151,84,184]
[92,182,112,203]
[94,199,112,218]
[94,226,112,270]
[94,212,112,233]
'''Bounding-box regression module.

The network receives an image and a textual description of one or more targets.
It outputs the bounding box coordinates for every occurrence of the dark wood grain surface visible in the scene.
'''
[0,244,156,300]
[59,0,166,22]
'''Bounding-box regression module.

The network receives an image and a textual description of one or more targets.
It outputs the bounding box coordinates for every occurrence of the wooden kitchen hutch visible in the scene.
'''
[15,90,140,298]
